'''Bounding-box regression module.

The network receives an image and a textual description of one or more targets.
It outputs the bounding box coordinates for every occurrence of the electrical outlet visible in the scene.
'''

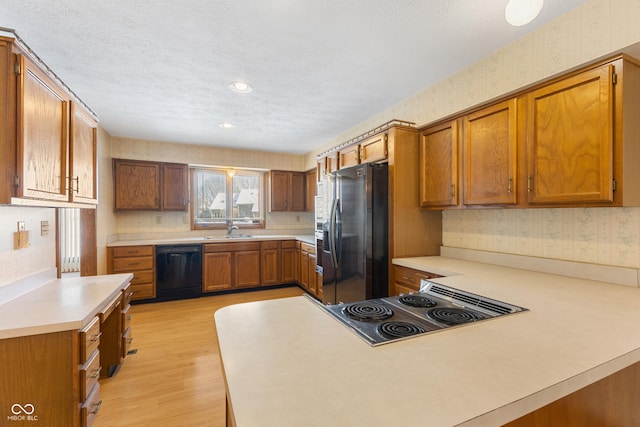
[17,221,25,231]
[41,220,50,236]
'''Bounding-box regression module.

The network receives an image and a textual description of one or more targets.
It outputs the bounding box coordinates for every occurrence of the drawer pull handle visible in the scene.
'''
[90,367,102,379]
[401,276,415,282]
[91,400,103,415]
[90,332,102,342]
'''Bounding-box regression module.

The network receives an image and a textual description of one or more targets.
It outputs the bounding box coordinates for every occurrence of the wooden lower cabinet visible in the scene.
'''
[203,242,260,292]
[392,265,441,295]
[261,241,281,286]
[0,281,131,427]
[281,241,299,283]
[107,245,156,300]
[299,242,320,298]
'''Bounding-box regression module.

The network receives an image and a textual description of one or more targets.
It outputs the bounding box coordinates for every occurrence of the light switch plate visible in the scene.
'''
[17,221,25,231]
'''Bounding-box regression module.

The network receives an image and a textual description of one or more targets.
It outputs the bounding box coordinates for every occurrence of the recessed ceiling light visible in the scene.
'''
[219,123,235,128]
[505,0,544,26]
[229,81,253,93]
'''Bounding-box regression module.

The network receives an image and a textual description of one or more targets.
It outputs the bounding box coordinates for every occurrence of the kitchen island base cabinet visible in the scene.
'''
[504,361,640,427]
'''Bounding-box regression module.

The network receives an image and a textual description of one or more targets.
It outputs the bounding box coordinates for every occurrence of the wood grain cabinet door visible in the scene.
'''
[419,119,460,208]
[289,172,306,211]
[162,163,188,210]
[69,101,98,204]
[203,252,232,292]
[113,159,161,210]
[16,54,69,202]
[270,170,289,211]
[463,98,517,206]
[526,64,614,205]
[359,133,388,164]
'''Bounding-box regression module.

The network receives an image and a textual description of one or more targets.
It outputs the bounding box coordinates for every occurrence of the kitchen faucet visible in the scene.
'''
[227,224,239,236]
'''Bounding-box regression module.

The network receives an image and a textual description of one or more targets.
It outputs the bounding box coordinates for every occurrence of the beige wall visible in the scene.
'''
[0,206,56,288]
[304,0,640,269]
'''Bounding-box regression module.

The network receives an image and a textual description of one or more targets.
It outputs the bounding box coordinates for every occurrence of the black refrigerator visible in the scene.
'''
[321,163,388,304]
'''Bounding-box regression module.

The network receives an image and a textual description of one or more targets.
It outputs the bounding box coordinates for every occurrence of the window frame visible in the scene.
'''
[190,167,266,231]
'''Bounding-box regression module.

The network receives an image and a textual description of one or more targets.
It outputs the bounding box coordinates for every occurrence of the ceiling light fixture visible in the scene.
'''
[505,0,544,26]
[219,123,235,128]
[229,81,253,93]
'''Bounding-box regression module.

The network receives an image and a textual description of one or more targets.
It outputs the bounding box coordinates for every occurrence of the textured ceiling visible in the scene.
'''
[0,0,591,154]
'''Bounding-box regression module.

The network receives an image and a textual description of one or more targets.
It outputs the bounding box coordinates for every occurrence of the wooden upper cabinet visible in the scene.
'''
[419,119,460,208]
[526,64,614,205]
[290,172,306,211]
[463,98,517,206]
[338,144,360,169]
[162,163,188,210]
[305,168,316,212]
[359,133,388,164]
[0,36,98,206]
[113,159,161,210]
[69,101,98,204]
[16,54,69,202]
[113,159,188,211]
[270,170,289,211]
[270,170,306,212]
[326,153,339,174]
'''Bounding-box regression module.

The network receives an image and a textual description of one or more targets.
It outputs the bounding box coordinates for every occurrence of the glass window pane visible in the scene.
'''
[194,170,227,226]
[231,173,262,225]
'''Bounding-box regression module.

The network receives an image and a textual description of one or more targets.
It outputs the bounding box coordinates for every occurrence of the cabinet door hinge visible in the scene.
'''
[14,175,20,188]
[14,61,21,76]
[613,178,617,192]
[612,73,618,85]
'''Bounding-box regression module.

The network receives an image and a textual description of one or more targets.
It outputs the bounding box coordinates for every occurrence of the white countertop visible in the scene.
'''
[215,256,640,426]
[107,234,316,247]
[0,273,133,339]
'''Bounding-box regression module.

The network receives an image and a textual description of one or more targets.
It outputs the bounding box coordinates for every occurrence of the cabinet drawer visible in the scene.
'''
[260,240,280,250]
[300,242,315,253]
[130,283,155,300]
[122,328,133,356]
[281,240,297,249]
[121,304,132,332]
[100,294,122,321]
[204,242,260,252]
[111,245,154,258]
[130,270,154,285]
[79,316,101,364]
[112,256,154,272]
[80,350,101,401]
[122,283,133,306]
[81,383,101,427]
[393,266,441,292]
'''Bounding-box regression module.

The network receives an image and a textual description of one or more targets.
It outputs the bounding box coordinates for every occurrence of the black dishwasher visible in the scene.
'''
[156,245,202,301]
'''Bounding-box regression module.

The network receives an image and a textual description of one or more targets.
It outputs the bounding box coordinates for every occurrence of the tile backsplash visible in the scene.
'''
[443,207,640,268]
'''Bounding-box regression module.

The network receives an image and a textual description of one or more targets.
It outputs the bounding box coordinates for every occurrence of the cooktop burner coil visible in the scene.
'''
[377,321,426,339]
[343,302,393,322]
[427,307,485,325]
[398,295,437,308]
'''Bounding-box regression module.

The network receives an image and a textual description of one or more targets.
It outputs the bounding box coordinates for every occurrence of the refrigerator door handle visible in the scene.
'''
[329,197,339,269]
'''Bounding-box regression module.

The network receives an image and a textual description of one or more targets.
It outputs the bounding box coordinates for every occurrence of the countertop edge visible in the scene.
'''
[0,273,133,339]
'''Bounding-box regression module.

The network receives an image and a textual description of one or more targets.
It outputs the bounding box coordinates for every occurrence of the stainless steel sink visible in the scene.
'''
[203,235,253,240]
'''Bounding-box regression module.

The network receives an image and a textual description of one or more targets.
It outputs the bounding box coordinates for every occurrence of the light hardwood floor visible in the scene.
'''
[94,286,304,427]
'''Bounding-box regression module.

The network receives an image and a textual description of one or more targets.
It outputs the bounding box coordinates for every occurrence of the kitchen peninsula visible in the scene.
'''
[0,273,133,426]
[215,255,640,426]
